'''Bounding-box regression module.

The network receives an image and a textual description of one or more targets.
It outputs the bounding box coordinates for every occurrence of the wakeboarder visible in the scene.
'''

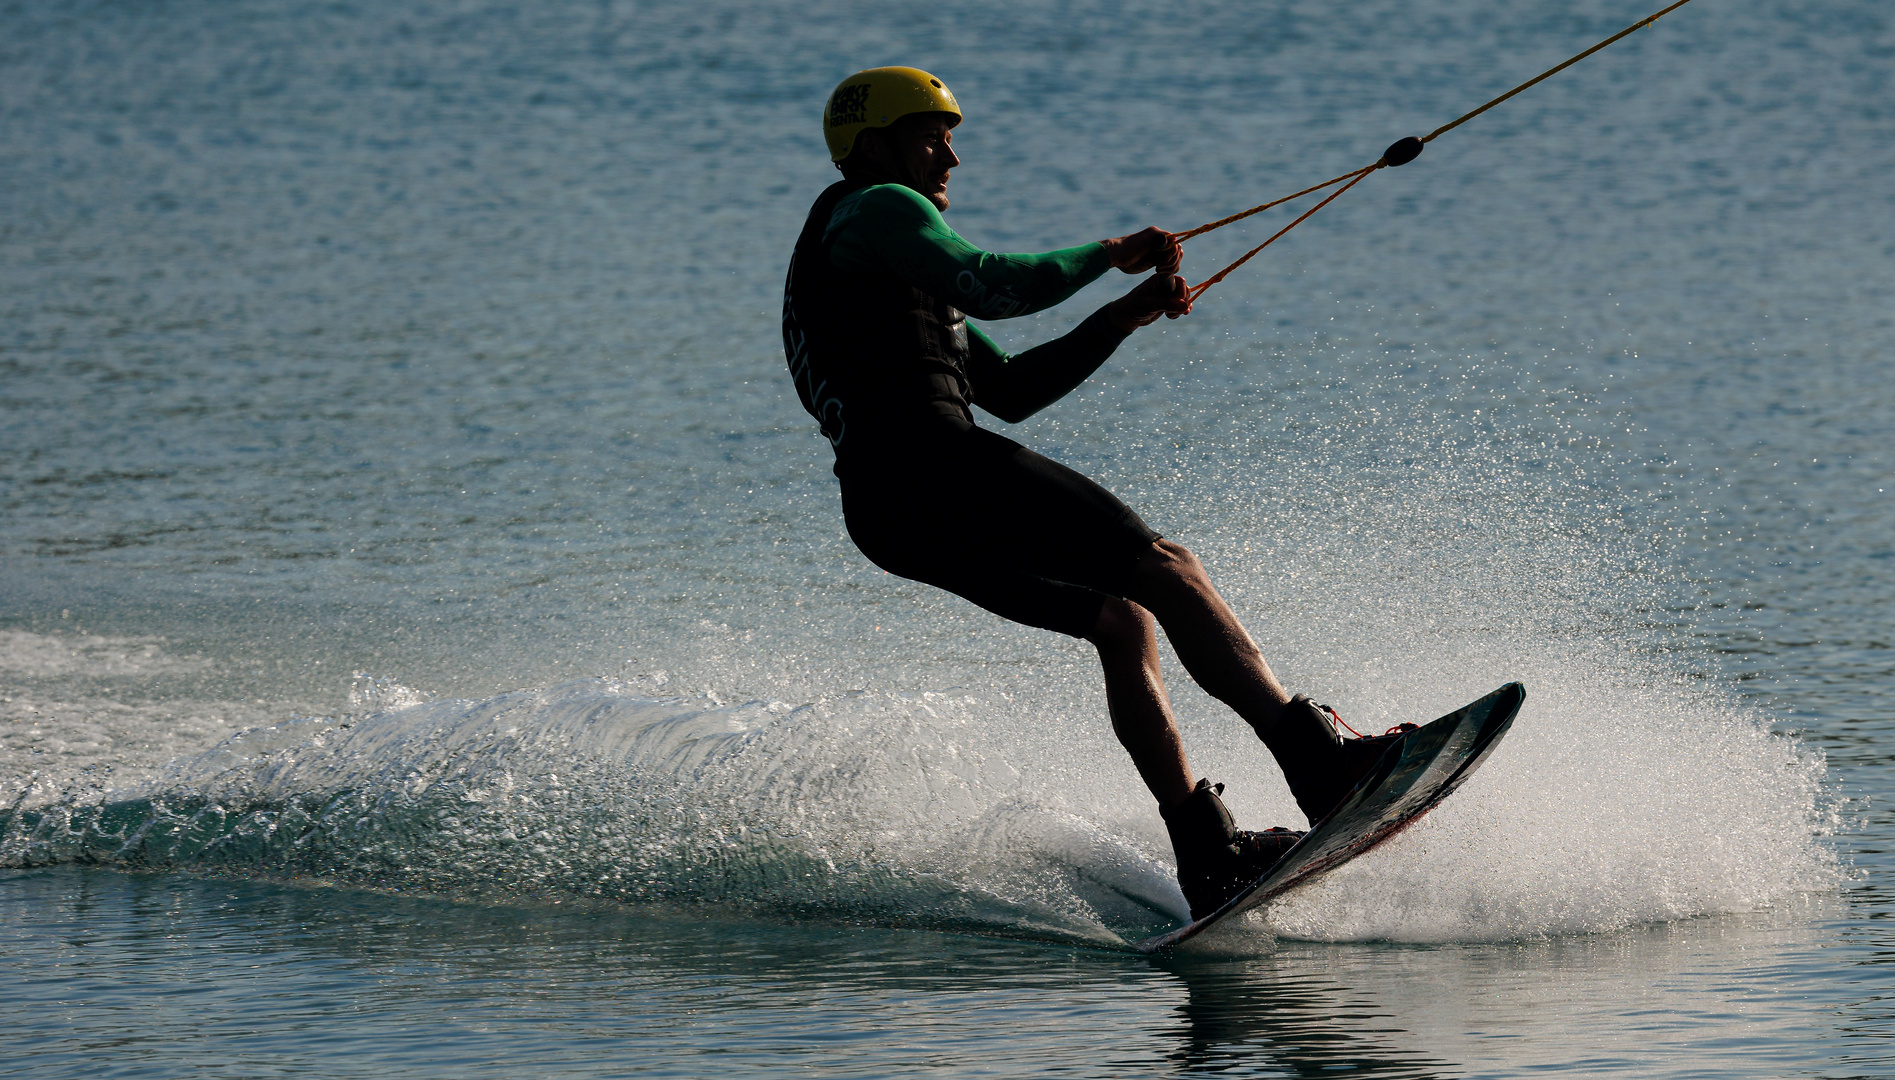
[781,67,1402,918]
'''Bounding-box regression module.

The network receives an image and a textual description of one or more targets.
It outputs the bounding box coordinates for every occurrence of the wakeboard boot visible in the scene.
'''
[1161,779,1305,921]
[1263,694,1417,827]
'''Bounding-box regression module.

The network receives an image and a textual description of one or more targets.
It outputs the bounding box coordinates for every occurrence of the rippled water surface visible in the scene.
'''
[3,0,1891,1076]
[3,869,1883,1079]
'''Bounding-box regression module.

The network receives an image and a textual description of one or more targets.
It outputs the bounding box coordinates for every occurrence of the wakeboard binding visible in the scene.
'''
[1271,694,1418,827]
[1162,778,1304,921]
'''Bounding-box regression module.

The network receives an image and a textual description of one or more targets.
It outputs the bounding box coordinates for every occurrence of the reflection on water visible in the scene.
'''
[1155,956,1454,1077]
[3,868,1884,1079]
[1165,902,1891,1078]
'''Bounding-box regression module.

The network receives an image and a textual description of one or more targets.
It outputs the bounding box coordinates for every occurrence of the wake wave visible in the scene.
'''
[0,679,1184,944]
[0,669,1840,948]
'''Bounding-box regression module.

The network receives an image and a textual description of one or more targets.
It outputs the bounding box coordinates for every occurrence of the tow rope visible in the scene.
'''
[1178,0,1700,303]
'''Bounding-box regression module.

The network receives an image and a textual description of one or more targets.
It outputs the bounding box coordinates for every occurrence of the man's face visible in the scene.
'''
[885,113,960,209]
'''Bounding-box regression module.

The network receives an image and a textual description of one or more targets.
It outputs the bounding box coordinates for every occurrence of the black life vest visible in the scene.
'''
[782,181,976,463]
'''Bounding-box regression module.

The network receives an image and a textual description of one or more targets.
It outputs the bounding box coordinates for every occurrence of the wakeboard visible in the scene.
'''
[1134,681,1525,953]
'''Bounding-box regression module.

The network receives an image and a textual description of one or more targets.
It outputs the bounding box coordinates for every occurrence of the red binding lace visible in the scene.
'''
[1320,703,1416,739]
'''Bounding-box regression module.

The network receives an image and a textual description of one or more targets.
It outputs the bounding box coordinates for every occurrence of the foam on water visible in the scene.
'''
[1,653,1835,948]
[1,679,1175,943]
[0,630,284,798]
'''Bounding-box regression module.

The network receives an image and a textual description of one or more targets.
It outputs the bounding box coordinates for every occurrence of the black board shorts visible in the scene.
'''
[838,422,1161,639]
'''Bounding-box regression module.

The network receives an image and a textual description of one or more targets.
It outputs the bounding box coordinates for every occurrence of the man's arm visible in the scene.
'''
[827,185,1112,320]
[964,315,1128,424]
[967,275,1194,423]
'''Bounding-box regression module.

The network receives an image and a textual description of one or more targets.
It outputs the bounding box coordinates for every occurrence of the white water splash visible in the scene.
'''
[1,652,1836,947]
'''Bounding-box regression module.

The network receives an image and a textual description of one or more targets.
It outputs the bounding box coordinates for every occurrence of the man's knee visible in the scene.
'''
[1133,539,1213,600]
[1087,596,1155,652]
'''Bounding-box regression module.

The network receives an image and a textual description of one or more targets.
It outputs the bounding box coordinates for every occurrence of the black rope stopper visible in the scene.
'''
[1381,136,1424,167]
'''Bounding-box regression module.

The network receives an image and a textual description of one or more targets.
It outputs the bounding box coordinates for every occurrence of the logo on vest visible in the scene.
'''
[782,261,847,448]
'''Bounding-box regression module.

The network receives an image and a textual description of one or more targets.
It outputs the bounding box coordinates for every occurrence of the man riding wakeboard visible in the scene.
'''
[781,67,1398,919]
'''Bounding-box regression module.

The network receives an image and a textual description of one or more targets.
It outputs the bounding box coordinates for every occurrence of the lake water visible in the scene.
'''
[3,0,1890,1076]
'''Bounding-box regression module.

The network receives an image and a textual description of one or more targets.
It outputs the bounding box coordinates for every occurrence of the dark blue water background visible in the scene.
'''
[3,0,1890,1075]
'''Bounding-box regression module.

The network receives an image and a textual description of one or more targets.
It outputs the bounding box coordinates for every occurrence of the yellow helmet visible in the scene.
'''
[823,66,961,162]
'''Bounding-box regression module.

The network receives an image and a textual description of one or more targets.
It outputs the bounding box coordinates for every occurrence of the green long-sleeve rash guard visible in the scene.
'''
[824,183,1131,423]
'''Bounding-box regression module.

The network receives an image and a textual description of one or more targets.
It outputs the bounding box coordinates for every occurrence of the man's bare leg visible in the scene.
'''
[1085,597,1194,807]
[1090,594,1306,919]
[1121,539,1367,825]
[1120,540,1294,736]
